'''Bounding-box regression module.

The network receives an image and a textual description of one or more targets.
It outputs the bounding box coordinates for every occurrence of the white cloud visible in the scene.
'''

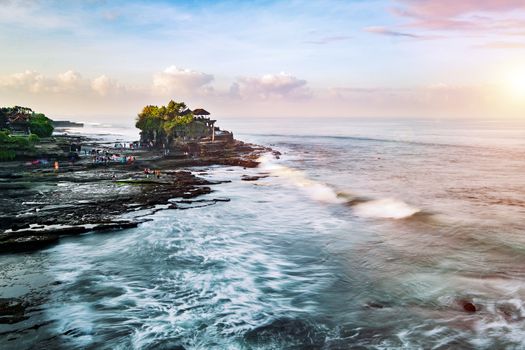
[0,0,77,31]
[1,70,54,93]
[232,72,310,100]
[91,74,122,96]
[153,66,214,95]
[1,69,125,97]
[57,70,83,91]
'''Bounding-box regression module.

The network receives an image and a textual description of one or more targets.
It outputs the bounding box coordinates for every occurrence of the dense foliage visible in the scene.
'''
[0,106,52,161]
[0,130,39,161]
[0,106,54,137]
[29,113,54,137]
[136,100,207,144]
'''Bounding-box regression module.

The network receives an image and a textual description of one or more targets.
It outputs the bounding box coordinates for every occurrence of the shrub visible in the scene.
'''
[28,133,40,143]
[0,149,16,161]
[29,113,54,137]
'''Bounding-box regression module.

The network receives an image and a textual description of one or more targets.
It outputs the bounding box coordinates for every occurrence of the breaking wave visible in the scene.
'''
[258,154,345,204]
[258,154,420,219]
[352,198,421,219]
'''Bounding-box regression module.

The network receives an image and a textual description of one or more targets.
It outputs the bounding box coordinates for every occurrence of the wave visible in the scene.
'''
[246,132,483,150]
[351,198,420,219]
[258,154,420,219]
[257,154,346,204]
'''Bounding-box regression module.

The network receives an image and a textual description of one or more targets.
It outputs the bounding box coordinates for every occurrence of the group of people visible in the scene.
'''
[144,168,161,179]
[86,148,136,165]
[92,153,136,165]
[113,141,146,150]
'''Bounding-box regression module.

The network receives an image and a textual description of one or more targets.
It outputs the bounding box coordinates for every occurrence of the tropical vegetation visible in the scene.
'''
[0,106,52,161]
[0,130,39,161]
[135,100,209,145]
[0,106,54,137]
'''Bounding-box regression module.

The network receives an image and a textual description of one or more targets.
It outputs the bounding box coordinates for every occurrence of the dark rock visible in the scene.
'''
[0,298,28,324]
[461,301,477,313]
[0,234,59,253]
[364,302,385,309]
[0,134,270,254]
[92,221,139,232]
[10,223,30,231]
[241,175,269,181]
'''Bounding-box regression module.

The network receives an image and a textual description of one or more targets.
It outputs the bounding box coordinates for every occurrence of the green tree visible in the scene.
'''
[29,113,54,137]
[135,100,195,144]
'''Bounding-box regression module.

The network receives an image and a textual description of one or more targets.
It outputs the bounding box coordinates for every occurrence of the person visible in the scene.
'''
[54,161,59,173]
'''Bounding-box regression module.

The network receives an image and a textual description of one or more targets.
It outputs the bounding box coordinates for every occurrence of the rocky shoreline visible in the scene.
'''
[0,134,276,254]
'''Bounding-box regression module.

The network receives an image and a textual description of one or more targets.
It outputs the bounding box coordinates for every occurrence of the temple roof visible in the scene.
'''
[8,113,30,124]
[192,108,210,116]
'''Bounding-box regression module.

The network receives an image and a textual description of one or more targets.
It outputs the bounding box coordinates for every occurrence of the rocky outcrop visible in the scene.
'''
[0,133,274,253]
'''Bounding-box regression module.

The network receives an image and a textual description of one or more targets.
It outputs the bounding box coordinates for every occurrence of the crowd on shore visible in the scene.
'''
[88,148,136,165]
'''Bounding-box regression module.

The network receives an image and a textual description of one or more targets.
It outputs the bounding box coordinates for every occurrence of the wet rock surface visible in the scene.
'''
[0,136,270,253]
[241,173,270,181]
[0,299,28,325]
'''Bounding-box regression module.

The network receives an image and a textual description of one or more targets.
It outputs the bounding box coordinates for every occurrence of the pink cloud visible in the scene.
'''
[395,0,525,18]
[393,0,525,33]
[231,73,310,100]
[364,26,420,38]
[474,41,525,49]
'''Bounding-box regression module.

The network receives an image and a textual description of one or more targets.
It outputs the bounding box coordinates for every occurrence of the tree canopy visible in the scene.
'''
[29,113,54,137]
[136,100,201,143]
[0,106,54,137]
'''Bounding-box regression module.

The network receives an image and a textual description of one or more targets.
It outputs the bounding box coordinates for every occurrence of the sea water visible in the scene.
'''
[1,118,525,349]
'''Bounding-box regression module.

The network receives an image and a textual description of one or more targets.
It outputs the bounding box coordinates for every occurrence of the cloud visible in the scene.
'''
[394,0,525,19]
[0,70,84,93]
[303,35,351,45]
[364,26,420,38]
[474,41,525,49]
[153,66,214,95]
[0,0,77,31]
[0,69,125,96]
[392,0,525,33]
[231,72,310,100]
[1,70,49,93]
[91,74,123,96]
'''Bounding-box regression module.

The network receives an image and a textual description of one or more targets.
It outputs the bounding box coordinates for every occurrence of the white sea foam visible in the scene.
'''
[353,198,420,219]
[258,154,420,219]
[258,154,345,204]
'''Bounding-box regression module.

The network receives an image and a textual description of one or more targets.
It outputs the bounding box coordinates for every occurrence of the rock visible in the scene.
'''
[241,175,269,181]
[364,302,385,309]
[0,298,28,324]
[461,301,477,313]
[92,221,139,232]
[0,134,270,254]
[10,223,30,231]
[0,234,60,253]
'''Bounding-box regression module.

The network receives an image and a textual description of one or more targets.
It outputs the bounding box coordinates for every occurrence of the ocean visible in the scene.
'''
[2,118,525,349]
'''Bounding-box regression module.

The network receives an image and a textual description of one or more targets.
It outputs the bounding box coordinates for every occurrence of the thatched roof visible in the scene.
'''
[193,108,210,116]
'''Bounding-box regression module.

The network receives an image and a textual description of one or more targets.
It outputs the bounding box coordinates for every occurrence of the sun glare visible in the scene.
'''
[504,67,525,100]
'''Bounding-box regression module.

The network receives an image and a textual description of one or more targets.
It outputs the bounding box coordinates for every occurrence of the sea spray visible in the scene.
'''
[257,154,345,204]
[258,154,420,219]
[352,198,420,219]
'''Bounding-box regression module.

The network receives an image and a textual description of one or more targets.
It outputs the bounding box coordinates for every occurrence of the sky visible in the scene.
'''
[1,0,525,121]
